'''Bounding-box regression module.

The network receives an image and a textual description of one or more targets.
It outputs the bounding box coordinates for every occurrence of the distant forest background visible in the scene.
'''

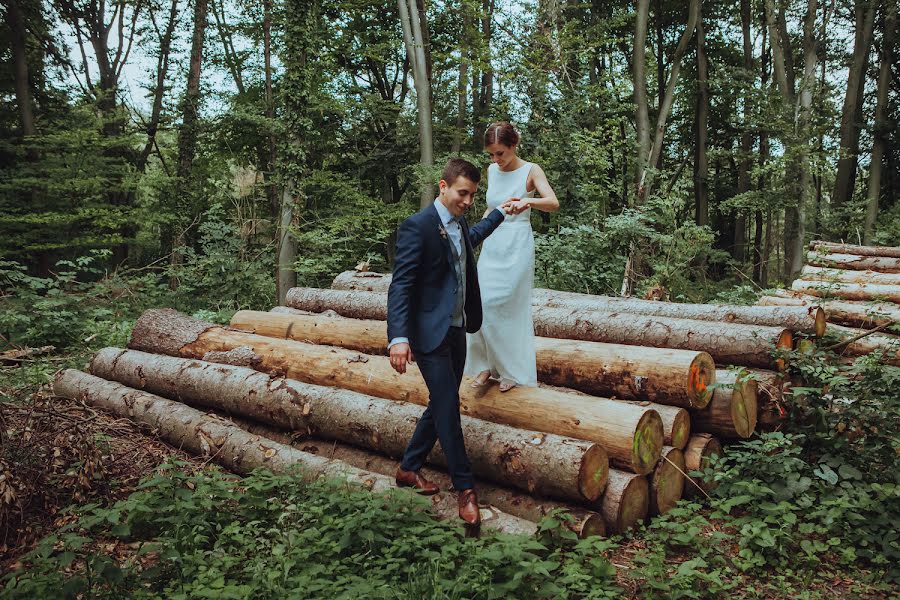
[1,0,898,319]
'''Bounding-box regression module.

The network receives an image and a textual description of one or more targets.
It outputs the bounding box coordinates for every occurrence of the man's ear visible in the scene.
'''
[438,179,447,193]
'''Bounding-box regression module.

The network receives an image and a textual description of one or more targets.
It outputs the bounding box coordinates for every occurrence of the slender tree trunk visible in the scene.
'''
[398,0,434,207]
[832,0,877,212]
[694,5,709,227]
[654,0,665,170]
[137,0,179,173]
[736,0,754,262]
[6,0,36,137]
[171,0,209,289]
[633,0,651,204]
[452,2,470,154]
[863,3,895,244]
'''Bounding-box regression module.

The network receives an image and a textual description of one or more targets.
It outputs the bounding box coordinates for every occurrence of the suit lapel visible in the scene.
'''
[428,203,456,271]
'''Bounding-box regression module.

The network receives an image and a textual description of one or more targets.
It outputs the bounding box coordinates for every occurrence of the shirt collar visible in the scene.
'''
[433,198,458,225]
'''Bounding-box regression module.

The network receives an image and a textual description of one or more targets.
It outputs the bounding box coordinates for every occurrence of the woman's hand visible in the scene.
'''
[502,198,530,215]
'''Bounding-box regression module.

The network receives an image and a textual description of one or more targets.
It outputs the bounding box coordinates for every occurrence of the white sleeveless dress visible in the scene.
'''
[465,162,538,386]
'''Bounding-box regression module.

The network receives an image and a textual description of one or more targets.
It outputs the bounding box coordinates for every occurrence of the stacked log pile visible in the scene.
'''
[54,261,854,538]
[758,240,900,366]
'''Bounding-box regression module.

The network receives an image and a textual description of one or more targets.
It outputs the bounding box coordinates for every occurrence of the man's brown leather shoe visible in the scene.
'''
[395,467,440,495]
[458,489,481,526]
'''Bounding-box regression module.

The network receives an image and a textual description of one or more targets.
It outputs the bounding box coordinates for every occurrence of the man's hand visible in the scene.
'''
[389,342,415,374]
[501,197,529,215]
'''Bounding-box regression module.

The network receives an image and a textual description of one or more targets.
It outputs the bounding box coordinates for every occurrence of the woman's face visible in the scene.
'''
[485,143,517,170]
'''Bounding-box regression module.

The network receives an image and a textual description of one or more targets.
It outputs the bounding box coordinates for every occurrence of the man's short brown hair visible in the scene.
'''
[441,158,481,186]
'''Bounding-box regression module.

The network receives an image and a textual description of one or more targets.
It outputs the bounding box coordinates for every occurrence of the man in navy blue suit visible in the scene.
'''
[387,158,512,526]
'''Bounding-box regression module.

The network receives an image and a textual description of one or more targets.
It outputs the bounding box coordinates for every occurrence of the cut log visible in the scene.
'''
[690,370,758,439]
[231,310,716,408]
[283,288,794,369]
[594,470,649,535]
[806,251,900,273]
[800,265,900,287]
[827,324,900,366]
[745,369,787,429]
[682,434,722,499]
[649,446,685,516]
[231,420,605,538]
[792,279,900,303]
[129,310,664,475]
[330,271,825,336]
[625,401,690,449]
[89,348,608,502]
[52,369,535,535]
[809,240,900,259]
[758,293,900,329]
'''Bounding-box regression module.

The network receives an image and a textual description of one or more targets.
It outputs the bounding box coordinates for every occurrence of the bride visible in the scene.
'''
[466,122,559,392]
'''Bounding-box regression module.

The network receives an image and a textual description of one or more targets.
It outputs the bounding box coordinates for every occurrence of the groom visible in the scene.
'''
[387,158,509,526]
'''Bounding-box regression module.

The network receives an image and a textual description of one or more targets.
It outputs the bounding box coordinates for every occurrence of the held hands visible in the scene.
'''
[389,342,415,374]
[501,197,530,215]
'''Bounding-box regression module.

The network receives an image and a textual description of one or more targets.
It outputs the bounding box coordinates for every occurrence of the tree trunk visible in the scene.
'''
[137,0,179,172]
[171,0,209,288]
[129,310,664,475]
[276,183,297,304]
[7,0,36,137]
[800,265,900,287]
[89,348,608,503]
[331,273,824,335]
[595,470,648,534]
[649,446,685,516]
[283,287,794,369]
[452,3,470,154]
[633,0,651,204]
[832,0,877,211]
[398,0,434,207]
[237,424,605,538]
[233,309,716,409]
[53,370,534,535]
[810,240,900,259]
[625,402,689,449]
[735,0,753,262]
[690,370,758,439]
[693,4,709,226]
[682,434,721,499]
[743,368,787,429]
[807,251,900,273]
[826,325,900,366]
[791,280,900,303]
[759,290,900,329]
[863,4,895,244]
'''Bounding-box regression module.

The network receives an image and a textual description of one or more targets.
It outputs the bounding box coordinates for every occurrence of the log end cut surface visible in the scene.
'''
[732,377,759,438]
[601,472,649,535]
[669,409,691,450]
[813,306,827,337]
[632,411,665,475]
[129,309,213,355]
[688,352,716,408]
[579,445,610,501]
[650,447,685,516]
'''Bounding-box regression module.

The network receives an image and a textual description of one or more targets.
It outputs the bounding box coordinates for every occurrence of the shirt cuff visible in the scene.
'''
[388,337,409,349]
[493,206,507,219]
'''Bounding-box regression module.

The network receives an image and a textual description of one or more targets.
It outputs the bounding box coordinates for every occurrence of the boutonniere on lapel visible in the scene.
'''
[438,224,448,240]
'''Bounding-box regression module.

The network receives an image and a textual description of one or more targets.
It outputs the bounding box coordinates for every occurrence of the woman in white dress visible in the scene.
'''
[466,122,559,392]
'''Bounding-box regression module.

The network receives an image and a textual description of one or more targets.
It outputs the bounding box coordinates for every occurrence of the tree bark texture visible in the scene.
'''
[694,4,709,227]
[809,241,900,259]
[285,287,794,369]
[690,370,758,439]
[791,280,900,303]
[807,252,900,273]
[649,446,685,516]
[233,423,605,538]
[53,370,535,535]
[332,273,825,336]
[682,434,722,499]
[759,290,900,329]
[6,0,36,137]
[827,324,900,366]
[232,309,715,409]
[632,0,651,205]
[89,347,607,502]
[800,266,900,287]
[594,469,648,535]
[129,310,664,475]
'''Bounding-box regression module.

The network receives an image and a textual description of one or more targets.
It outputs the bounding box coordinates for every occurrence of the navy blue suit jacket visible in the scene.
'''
[387,203,505,354]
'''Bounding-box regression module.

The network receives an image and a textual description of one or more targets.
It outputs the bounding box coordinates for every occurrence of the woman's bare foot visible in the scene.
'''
[471,370,492,387]
[499,378,518,392]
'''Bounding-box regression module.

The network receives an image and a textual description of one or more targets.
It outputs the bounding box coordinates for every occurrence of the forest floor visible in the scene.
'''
[0,349,895,599]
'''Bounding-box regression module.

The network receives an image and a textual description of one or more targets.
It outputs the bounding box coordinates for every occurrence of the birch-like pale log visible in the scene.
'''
[800,265,900,287]
[129,310,663,475]
[827,324,900,366]
[283,287,794,369]
[52,369,535,535]
[649,446,685,516]
[758,291,900,329]
[230,421,605,538]
[806,251,900,273]
[792,279,900,303]
[690,370,758,439]
[89,347,608,502]
[809,240,900,259]
[330,271,825,336]
[232,309,715,409]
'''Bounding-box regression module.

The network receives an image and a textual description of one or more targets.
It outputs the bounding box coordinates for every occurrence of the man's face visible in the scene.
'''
[439,176,478,218]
